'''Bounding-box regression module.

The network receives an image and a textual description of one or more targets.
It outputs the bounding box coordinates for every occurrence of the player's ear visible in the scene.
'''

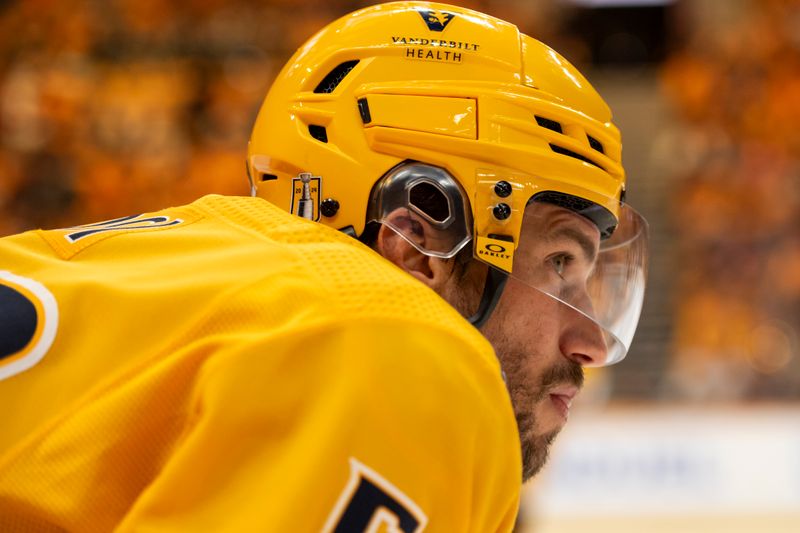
[375,210,453,290]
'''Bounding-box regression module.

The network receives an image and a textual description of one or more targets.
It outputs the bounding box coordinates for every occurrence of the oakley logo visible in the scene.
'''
[485,243,507,254]
[417,9,455,32]
[479,242,512,261]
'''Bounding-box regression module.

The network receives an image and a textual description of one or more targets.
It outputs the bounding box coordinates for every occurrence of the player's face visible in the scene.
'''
[479,203,606,481]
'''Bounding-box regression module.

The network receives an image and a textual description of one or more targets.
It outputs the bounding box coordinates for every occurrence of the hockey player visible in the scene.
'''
[0,2,648,531]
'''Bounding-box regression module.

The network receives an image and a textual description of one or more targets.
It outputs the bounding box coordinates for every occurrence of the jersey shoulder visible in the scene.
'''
[196,194,507,402]
[200,195,491,347]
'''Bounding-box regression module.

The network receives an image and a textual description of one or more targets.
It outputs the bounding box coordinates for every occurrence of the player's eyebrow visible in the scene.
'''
[546,226,598,264]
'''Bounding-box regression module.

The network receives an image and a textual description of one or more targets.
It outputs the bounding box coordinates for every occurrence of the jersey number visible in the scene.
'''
[323,458,428,533]
[64,214,183,242]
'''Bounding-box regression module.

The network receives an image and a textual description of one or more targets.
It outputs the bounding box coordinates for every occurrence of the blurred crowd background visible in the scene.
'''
[657,0,800,402]
[2,0,798,531]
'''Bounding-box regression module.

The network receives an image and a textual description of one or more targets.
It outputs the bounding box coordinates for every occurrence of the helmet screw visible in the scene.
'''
[493,203,511,220]
[494,180,512,198]
[320,198,340,217]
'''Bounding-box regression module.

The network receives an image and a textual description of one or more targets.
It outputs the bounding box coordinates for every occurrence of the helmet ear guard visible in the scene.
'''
[365,162,472,259]
[365,161,509,328]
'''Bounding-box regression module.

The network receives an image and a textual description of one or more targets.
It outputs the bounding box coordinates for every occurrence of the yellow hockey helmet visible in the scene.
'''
[248,1,647,364]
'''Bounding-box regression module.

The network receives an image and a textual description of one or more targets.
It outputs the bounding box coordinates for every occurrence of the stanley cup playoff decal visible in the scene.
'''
[292,173,321,221]
[417,9,455,32]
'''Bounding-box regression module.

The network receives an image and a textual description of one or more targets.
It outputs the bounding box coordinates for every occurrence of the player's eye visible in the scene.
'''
[548,252,574,279]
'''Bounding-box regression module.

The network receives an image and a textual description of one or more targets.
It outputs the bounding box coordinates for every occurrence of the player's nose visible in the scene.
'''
[559,306,608,367]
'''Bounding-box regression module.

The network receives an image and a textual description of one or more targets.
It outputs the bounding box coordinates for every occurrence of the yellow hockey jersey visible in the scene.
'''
[0,195,521,532]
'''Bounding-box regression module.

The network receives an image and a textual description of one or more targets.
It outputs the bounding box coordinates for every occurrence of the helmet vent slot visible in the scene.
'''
[549,143,603,170]
[357,98,372,124]
[313,60,360,94]
[535,115,563,134]
[308,125,328,143]
[587,134,604,154]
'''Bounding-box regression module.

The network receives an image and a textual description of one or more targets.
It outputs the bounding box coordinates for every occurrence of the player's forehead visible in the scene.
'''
[518,201,601,260]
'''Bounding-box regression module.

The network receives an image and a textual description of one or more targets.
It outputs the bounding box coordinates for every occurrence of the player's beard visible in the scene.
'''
[507,355,584,481]
[441,262,584,479]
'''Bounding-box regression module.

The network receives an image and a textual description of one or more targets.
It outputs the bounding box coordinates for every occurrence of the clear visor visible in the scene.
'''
[499,200,648,366]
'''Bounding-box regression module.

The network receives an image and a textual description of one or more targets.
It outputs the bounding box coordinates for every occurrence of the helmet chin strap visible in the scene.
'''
[467,266,509,329]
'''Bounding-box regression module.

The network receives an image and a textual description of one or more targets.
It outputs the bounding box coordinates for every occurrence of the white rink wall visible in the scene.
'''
[521,404,800,533]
